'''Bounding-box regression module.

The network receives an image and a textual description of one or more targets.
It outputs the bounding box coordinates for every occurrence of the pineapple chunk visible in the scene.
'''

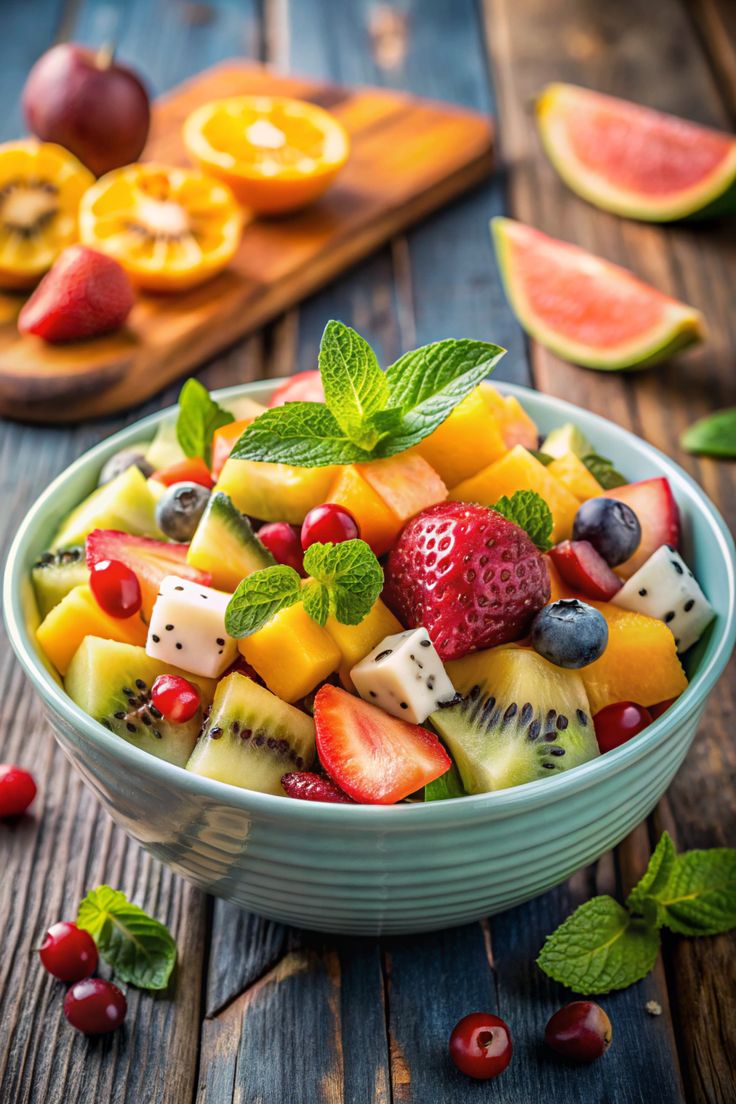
[238,602,340,702]
[216,458,339,524]
[547,452,603,501]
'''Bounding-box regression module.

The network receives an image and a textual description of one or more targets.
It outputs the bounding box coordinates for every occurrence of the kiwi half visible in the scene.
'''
[186,671,315,794]
[32,546,88,617]
[65,637,216,767]
[431,647,599,794]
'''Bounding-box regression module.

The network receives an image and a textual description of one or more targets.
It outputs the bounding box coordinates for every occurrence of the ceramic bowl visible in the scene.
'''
[4,382,735,934]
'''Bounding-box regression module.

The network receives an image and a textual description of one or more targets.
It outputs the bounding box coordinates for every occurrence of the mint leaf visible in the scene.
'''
[492,490,553,551]
[537,896,660,995]
[425,761,466,802]
[650,848,736,936]
[377,339,506,456]
[319,320,389,448]
[77,885,176,990]
[230,403,369,467]
[303,539,383,625]
[176,378,234,467]
[681,408,736,458]
[302,580,331,626]
[626,832,677,919]
[225,565,302,638]
[582,453,627,490]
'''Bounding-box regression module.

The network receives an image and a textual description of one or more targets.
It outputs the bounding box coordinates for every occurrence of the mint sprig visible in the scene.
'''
[230,321,505,467]
[176,378,234,467]
[492,490,553,551]
[77,885,177,990]
[537,832,736,994]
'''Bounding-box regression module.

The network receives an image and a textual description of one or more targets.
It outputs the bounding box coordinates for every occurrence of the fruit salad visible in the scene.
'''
[31,322,715,805]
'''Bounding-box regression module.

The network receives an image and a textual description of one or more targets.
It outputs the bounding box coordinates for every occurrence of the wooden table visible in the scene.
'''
[1,2,734,1101]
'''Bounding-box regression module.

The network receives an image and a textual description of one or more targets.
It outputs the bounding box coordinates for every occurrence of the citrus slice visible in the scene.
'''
[79,163,242,292]
[537,83,736,221]
[0,140,94,289]
[183,96,350,214]
[492,217,704,371]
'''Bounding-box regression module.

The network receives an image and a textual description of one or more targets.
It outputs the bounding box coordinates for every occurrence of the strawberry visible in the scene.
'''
[549,540,622,601]
[384,502,550,660]
[602,478,680,577]
[314,685,451,804]
[268,370,324,407]
[280,771,354,804]
[18,245,134,343]
[85,530,211,618]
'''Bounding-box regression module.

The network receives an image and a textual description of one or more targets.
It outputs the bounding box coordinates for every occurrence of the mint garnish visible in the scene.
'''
[582,452,627,490]
[492,489,553,551]
[77,885,177,990]
[230,321,505,467]
[176,378,234,467]
[225,564,302,638]
[681,407,736,459]
[537,832,736,994]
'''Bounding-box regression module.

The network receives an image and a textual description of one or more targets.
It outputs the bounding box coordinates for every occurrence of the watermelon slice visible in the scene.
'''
[536,84,736,222]
[492,218,704,371]
[86,530,212,618]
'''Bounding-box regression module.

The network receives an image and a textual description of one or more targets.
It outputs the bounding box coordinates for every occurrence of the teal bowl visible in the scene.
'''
[4,382,735,934]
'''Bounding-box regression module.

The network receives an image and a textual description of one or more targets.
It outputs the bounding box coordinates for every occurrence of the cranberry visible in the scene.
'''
[151,674,201,723]
[545,1001,612,1062]
[64,977,127,1034]
[594,702,653,753]
[90,558,142,618]
[258,522,305,574]
[649,698,676,720]
[301,503,360,550]
[39,921,98,981]
[449,1012,513,1080]
[0,764,37,817]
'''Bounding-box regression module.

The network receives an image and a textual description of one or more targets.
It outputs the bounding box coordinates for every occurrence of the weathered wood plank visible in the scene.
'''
[688,0,736,122]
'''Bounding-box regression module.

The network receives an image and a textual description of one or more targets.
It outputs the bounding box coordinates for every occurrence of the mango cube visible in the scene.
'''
[357,453,447,524]
[412,387,506,486]
[238,602,340,702]
[324,598,403,688]
[36,584,147,676]
[480,383,538,449]
[326,465,401,557]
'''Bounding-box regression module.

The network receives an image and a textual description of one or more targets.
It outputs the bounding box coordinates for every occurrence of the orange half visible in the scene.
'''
[183,95,350,213]
[79,163,242,292]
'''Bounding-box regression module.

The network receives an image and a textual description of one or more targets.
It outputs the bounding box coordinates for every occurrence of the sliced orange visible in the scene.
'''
[79,163,242,292]
[0,140,94,289]
[183,96,350,213]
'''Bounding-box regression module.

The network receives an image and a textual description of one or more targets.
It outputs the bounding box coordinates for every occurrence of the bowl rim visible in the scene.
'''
[5,379,735,828]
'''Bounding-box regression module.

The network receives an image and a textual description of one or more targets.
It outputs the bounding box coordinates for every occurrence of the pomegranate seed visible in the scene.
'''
[545,1001,612,1062]
[63,978,127,1034]
[594,702,652,753]
[258,522,305,574]
[301,503,360,550]
[89,559,142,618]
[0,764,37,817]
[39,921,98,981]
[449,1012,513,1080]
[281,772,354,804]
[151,674,201,723]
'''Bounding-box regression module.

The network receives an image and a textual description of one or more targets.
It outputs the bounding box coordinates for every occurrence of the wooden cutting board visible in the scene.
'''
[0,61,493,423]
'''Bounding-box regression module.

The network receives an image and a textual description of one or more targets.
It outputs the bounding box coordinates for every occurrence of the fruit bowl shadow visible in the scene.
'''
[4,382,735,935]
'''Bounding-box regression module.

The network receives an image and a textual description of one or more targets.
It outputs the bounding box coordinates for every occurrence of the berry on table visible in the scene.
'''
[155,481,211,542]
[531,599,608,669]
[89,558,142,618]
[63,977,127,1034]
[151,673,201,723]
[572,498,641,567]
[0,764,37,817]
[594,701,652,753]
[449,1012,513,1080]
[544,1001,612,1062]
[39,921,98,981]
[301,503,360,550]
[257,522,305,574]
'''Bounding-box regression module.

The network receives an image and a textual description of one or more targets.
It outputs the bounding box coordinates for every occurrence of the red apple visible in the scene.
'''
[22,44,150,177]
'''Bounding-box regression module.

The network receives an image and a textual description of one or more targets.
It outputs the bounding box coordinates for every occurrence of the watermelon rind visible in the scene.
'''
[491,218,705,372]
[536,83,736,223]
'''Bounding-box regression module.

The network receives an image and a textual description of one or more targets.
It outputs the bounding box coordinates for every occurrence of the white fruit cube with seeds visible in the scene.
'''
[146,575,237,678]
[612,545,715,653]
[350,627,458,724]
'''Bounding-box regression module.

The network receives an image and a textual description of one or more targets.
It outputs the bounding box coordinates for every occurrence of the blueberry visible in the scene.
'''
[156,482,210,541]
[531,599,608,669]
[98,448,154,487]
[572,498,641,566]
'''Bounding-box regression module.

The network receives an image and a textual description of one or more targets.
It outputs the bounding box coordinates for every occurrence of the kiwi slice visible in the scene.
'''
[51,465,163,549]
[186,672,315,795]
[65,637,216,767]
[32,546,88,617]
[187,491,275,591]
[431,647,599,794]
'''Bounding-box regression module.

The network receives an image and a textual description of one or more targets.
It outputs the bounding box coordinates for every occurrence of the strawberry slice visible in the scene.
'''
[602,478,680,578]
[314,684,451,805]
[549,540,622,601]
[86,530,211,618]
[268,370,325,407]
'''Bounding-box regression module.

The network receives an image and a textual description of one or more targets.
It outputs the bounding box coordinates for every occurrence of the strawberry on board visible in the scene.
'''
[314,684,451,804]
[384,501,550,661]
[85,529,211,618]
